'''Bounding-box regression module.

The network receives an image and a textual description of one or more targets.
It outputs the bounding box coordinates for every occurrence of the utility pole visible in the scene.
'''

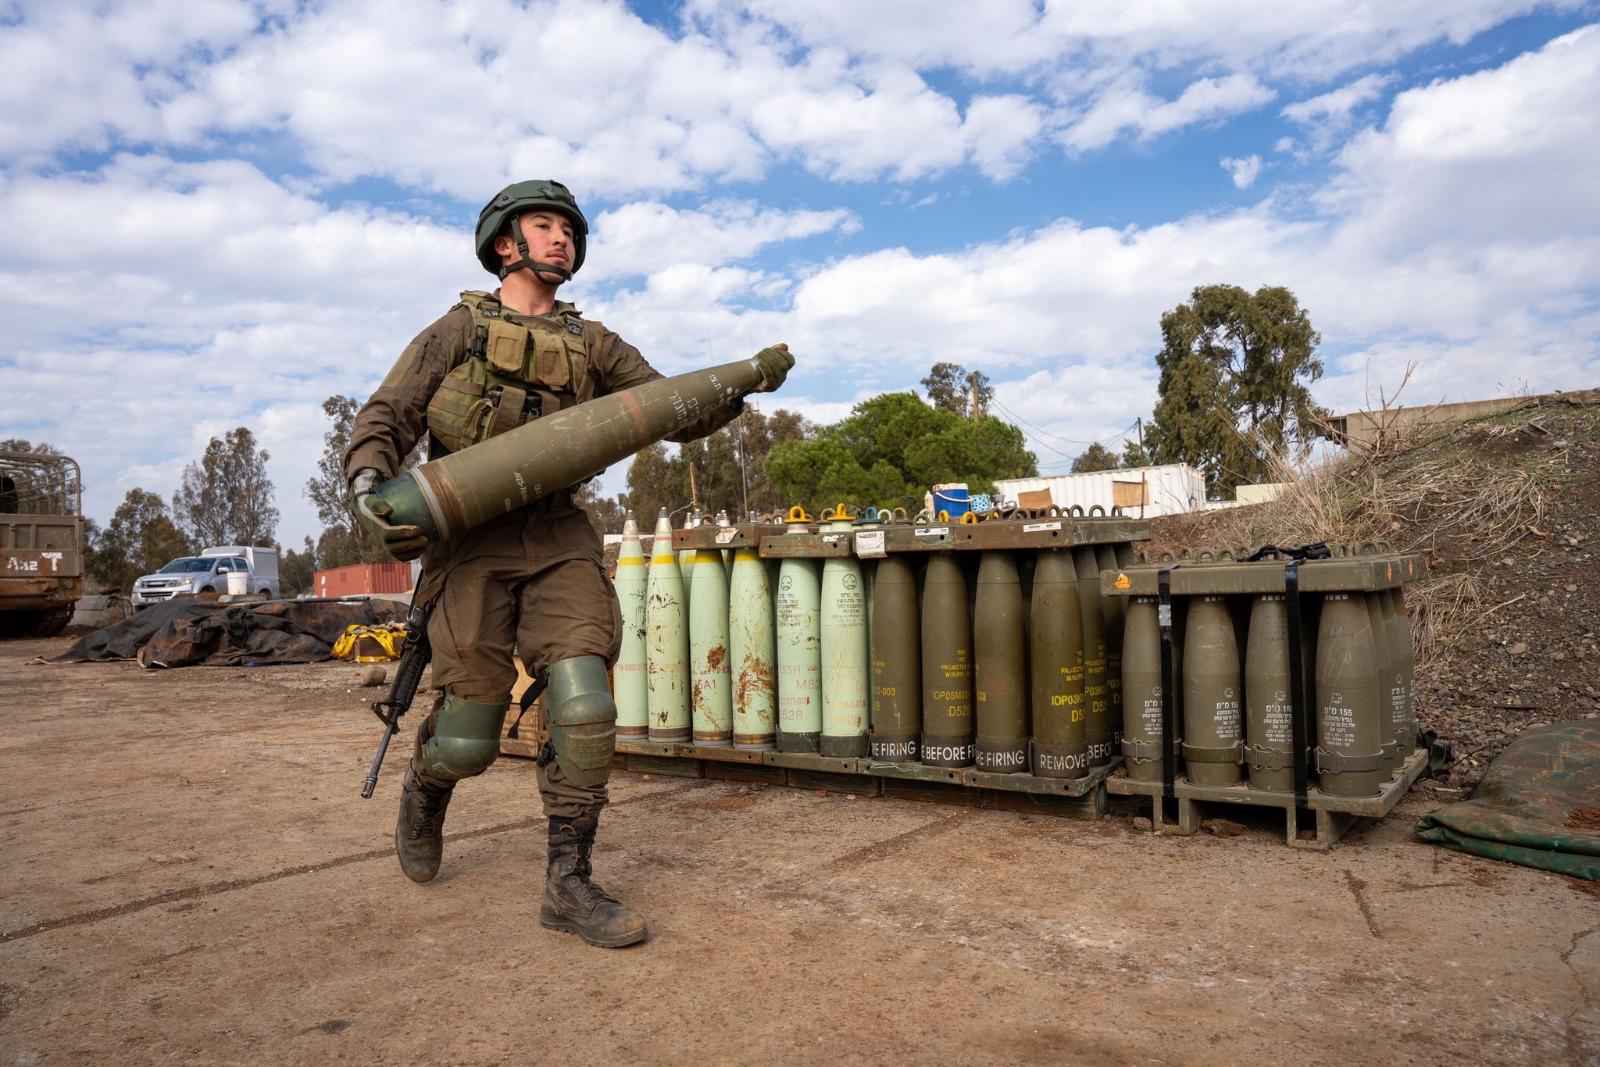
[688,463,699,511]
[969,376,980,424]
[1137,416,1147,520]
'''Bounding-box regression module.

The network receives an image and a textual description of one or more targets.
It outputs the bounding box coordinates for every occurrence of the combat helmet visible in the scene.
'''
[475,179,588,281]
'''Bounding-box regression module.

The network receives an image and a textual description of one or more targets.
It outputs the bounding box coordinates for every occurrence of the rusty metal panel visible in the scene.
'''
[671,523,788,550]
[757,532,853,558]
[1101,556,1425,596]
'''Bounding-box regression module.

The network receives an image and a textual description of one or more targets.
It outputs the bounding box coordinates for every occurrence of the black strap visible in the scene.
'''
[506,668,550,740]
[1158,564,1182,799]
[1246,542,1332,562]
[1285,559,1310,807]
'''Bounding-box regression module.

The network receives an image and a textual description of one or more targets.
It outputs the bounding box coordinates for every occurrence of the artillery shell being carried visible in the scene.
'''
[374,356,773,545]
[1315,592,1385,798]
[1030,550,1086,778]
[689,548,733,746]
[1072,547,1111,766]
[645,510,690,743]
[776,551,823,754]
[920,553,974,767]
[1120,595,1169,782]
[974,551,1027,773]
[820,547,870,758]
[613,513,649,741]
[1181,595,1244,786]
[729,547,777,750]
[869,555,920,761]
[1243,594,1295,791]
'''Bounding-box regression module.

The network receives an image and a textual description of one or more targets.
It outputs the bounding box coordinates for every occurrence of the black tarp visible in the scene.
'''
[53,598,408,668]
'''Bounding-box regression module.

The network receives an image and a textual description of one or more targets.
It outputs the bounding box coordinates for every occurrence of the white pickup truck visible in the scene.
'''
[131,545,280,607]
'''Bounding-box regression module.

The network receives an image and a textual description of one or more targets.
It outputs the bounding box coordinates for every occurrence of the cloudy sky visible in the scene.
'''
[3,0,1597,546]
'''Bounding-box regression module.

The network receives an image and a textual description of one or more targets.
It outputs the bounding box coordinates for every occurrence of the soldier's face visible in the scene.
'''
[497,212,575,277]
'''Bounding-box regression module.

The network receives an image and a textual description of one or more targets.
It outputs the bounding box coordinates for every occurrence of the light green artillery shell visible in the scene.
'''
[920,553,974,767]
[679,542,696,615]
[613,525,650,740]
[1072,546,1111,766]
[729,547,777,750]
[1094,543,1125,755]
[869,555,921,761]
[1181,595,1244,787]
[974,551,1028,774]
[1244,594,1295,791]
[1315,591,1385,797]
[1030,550,1086,778]
[645,526,690,743]
[776,556,822,752]
[689,549,733,746]
[1365,592,1399,777]
[820,552,870,757]
[1120,595,1168,782]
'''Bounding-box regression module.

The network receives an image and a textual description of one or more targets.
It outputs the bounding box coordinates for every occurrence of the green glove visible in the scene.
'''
[752,343,794,393]
[351,468,428,562]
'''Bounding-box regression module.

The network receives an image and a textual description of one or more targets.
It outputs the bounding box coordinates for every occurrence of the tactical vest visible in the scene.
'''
[425,291,591,454]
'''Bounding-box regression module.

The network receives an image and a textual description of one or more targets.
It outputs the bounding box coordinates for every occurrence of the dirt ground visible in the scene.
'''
[2,635,1597,1066]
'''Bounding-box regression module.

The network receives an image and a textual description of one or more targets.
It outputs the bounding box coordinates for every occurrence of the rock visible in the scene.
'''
[1133,816,1153,831]
[357,665,388,687]
[1202,818,1246,838]
[1508,641,1529,655]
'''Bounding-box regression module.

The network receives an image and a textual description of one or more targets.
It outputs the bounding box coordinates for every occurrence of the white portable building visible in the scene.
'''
[994,464,1207,519]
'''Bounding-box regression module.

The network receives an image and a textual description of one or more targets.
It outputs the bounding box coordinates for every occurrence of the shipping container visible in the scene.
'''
[994,464,1207,519]
[314,561,414,598]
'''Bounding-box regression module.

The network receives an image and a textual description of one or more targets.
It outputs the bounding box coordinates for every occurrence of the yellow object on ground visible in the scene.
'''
[332,622,407,663]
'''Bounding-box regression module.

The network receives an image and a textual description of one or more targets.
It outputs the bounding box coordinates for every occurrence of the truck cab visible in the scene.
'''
[0,452,85,638]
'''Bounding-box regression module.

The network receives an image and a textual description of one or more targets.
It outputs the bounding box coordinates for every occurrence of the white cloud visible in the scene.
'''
[1060,73,1275,151]
[588,200,857,283]
[1221,154,1263,188]
[963,95,1046,181]
[1279,72,1397,156]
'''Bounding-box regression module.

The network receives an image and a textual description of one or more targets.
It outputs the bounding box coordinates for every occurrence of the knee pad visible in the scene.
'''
[419,692,508,782]
[546,656,616,789]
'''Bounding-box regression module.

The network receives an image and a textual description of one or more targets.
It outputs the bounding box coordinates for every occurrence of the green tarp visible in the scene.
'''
[1416,719,1600,880]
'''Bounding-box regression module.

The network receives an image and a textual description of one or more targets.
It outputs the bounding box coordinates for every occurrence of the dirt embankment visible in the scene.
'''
[1146,391,1600,787]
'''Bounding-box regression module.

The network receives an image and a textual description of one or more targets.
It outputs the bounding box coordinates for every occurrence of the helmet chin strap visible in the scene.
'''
[497,212,574,283]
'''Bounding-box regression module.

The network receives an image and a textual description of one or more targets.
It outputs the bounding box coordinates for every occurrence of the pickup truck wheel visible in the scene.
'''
[23,605,74,638]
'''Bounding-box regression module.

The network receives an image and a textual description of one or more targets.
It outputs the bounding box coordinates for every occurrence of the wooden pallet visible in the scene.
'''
[1107,747,1430,849]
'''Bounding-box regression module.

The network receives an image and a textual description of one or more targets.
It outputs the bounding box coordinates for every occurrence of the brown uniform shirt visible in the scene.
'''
[344,293,741,482]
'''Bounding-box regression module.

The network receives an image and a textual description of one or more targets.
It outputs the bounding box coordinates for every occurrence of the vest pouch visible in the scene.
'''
[484,318,531,376]
[427,359,492,454]
[531,328,573,391]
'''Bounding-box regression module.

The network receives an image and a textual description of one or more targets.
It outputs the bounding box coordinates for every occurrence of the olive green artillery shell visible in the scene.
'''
[776,556,823,753]
[1181,595,1244,787]
[1095,543,1125,754]
[869,555,921,761]
[1119,595,1168,782]
[1387,588,1416,759]
[689,549,733,746]
[1365,593,1399,777]
[377,355,766,545]
[1072,547,1111,766]
[1029,550,1087,778]
[920,553,975,767]
[1243,594,1296,791]
[1382,591,1420,767]
[1314,591,1385,797]
[974,552,1028,774]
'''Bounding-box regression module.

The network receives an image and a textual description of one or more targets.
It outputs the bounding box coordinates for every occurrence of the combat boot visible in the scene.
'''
[540,811,648,947]
[395,763,453,883]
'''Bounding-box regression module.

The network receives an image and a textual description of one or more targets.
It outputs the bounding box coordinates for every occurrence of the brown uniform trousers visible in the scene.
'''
[420,502,620,817]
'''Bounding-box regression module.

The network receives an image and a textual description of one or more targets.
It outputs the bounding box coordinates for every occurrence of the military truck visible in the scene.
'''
[0,451,85,638]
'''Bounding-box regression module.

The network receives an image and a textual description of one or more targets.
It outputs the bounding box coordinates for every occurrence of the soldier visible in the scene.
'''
[343,180,792,947]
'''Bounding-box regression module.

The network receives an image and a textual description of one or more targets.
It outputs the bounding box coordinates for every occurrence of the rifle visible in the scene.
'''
[360,595,433,798]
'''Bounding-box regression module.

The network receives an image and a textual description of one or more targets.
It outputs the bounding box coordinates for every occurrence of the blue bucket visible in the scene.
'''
[931,486,970,520]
